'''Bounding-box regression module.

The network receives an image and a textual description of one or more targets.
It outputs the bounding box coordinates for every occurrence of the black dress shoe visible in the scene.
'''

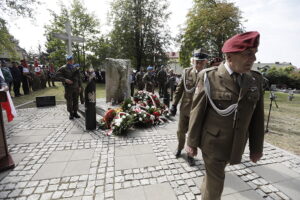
[187,156,195,166]
[69,114,74,120]
[73,113,81,118]
[175,149,181,158]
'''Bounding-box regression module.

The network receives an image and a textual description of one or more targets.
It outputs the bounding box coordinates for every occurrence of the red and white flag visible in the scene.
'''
[0,69,17,122]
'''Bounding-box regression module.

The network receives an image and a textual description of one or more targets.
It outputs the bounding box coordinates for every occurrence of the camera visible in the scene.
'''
[269,91,277,101]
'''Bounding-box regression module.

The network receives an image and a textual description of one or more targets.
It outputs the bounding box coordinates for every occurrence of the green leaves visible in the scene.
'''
[44,0,100,69]
[179,0,244,68]
[265,66,300,89]
[109,0,171,70]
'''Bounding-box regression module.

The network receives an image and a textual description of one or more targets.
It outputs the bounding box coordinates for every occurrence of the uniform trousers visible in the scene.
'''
[176,112,189,151]
[65,87,79,114]
[201,152,227,200]
[13,81,21,96]
[158,82,165,96]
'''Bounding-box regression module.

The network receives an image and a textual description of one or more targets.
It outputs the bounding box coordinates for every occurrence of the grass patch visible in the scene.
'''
[264,91,300,155]
[12,82,106,107]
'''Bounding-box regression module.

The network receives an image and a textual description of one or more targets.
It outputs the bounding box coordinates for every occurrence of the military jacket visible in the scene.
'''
[156,69,167,83]
[173,67,199,116]
[187,63,265,164]
[55,64,82,89]
[143,72,155,92]
[136,71,144,83]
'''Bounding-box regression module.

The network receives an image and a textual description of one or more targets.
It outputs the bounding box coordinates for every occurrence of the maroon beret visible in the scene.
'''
[222,31,260,53]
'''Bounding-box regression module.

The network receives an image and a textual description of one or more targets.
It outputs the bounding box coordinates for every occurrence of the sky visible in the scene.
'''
[5,0,300,67]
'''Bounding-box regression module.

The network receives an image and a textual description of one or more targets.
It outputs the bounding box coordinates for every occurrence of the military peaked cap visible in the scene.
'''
[193,48,209,60]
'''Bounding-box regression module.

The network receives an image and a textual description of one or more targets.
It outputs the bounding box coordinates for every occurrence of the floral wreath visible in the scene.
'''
[99,90,170,135]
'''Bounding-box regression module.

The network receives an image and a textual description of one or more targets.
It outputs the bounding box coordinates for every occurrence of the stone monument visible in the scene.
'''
[105,58,131,104]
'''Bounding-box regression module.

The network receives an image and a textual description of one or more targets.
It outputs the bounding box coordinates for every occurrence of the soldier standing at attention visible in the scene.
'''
[135,67,145,91]
[143,66,156,93]
[156,66,168,97]
[186,31,265,200]
[56,55,82,120]
[171,49,209,166]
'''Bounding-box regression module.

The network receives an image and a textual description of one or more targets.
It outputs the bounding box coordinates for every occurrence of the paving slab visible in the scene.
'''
[222,190,264,200]
[63,134,82,141]
[115,187,146,200]
[136,154,159,168]
[70,149,94,161]
[133,144,153,154]
[32,162,67,180]
[144,183,177,200]
[223,173,251,195]
[115,146,135,156]
[115,183,176,200]
[7,135,48,144]
[273,177,300,200]
[194,173,251,196]
[251,163,300,183]
[46,150,73,163]
[62,160,91,177]
[115,155,137,170]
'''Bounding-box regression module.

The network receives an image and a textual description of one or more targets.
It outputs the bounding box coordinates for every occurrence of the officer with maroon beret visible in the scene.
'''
[186,31,265,200]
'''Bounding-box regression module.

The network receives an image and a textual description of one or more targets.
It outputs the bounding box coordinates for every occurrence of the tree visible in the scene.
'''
[264,66,300,89]
[0,0,40,18]
[109,0,171,70]
[86,37,116,68]
[179,0,244,68]
[44,0,100,68]
[0,19,17,57]
[0,0,40,56]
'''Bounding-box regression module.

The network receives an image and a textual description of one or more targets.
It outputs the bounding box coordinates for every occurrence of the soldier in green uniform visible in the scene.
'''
[186,31,265,200]
[143,66,156,93]
[56,55,82,120]
[135,67,145,91]
[171,49,209,166]
[156,66,168,97]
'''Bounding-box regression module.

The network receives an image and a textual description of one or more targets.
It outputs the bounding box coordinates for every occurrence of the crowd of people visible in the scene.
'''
[0,59,56,98]
[130,66,181,102]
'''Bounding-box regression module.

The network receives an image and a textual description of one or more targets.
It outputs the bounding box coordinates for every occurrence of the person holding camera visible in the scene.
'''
[170,48,208,166]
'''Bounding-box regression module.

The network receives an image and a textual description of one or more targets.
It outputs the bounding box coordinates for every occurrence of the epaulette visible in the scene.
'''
[250,70,263,80]
[205,66,218,72]
[200,66,217,75]
[250,70,262,75]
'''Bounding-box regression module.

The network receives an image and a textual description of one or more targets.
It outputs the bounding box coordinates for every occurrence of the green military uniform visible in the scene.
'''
[135,71,145,90]
[187,63,264,200]
[56,64,82,116]
[143,72,155,93]
[156,68,167,96]
[173,67,200,151]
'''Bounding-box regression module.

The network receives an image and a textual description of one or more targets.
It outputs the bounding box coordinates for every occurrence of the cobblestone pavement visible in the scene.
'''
[0,104,299,200]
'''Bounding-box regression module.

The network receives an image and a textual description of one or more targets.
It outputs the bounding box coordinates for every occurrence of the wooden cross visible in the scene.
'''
[52,21,85,56]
